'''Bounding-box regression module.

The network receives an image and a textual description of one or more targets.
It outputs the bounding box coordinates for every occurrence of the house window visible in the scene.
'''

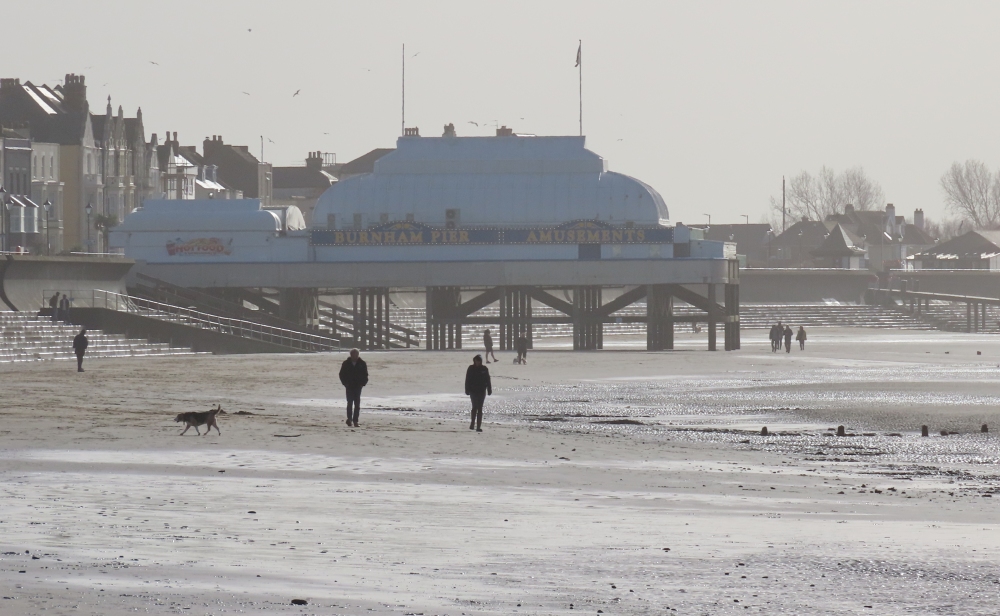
[379,213,389,224]
[327,214,336,229]
[445,208,459,229]
[353,213,362,229]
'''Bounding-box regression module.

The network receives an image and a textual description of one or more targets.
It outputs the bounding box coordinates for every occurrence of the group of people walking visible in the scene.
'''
[483,328,528,364]
[769,322,806,353]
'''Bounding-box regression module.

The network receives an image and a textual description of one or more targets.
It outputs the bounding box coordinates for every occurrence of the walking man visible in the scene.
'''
[783,324,793,353]
[515,335,528,364]
[59,294,70,324]
[339,348,368,428]
[483,328,498,363]
[48,291,60,323]
[796,325,807,350]
[73,328,88,372]
[465,354,492,432]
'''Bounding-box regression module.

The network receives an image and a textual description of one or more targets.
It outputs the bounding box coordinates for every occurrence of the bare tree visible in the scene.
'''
[770,166,885,228]
[922,216,964,242]
[940,160,1000,229]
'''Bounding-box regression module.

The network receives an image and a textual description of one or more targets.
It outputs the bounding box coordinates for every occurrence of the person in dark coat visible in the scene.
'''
[796,325,807,350]
[483,328,498,363]
[49,292,60,323]
[515,335,528,364]
[59,294,70,323]
[465,354,492,432]
[73,328,89,372]
[783,325,793,353]
[339,348,369,427]
[769,323,781,352]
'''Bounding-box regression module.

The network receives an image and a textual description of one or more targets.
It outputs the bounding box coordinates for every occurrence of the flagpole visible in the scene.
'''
[578,39,583,137]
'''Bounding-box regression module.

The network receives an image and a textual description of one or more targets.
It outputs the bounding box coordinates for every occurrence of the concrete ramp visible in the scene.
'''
[0,256,133,312]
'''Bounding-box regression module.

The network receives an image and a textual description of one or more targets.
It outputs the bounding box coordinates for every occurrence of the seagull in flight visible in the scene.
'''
[467,121,479,126]
[242,91,250,96]
[149,61,159,65]
[267,138,275,144]
[247,28,252,32]
[413,52,420,57]
[292,89,301,97]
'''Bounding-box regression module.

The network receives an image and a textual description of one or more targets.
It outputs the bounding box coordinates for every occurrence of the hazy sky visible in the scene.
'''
[6,1,999,226]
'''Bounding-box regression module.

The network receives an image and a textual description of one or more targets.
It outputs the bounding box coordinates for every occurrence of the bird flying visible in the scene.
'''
[467,121,479,126]
[149,61,159,65]
[242,91,250,96]
[292,90,301,97]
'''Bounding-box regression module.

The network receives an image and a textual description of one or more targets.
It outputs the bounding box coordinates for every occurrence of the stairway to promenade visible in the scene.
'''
[0,312,199,363]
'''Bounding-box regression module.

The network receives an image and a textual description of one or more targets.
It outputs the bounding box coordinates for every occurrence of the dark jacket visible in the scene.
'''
[783,327,793,341]
[483,331,493,348]
[796,328,807,341]
[73,332,88,354]
[465,364,492,397]
[516,336,528,353]
[48,294,59,309]
[339,358,369,390]
[769,325,780,341]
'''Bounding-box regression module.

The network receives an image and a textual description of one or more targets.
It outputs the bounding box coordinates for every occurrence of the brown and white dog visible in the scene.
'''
[175,404,226,436]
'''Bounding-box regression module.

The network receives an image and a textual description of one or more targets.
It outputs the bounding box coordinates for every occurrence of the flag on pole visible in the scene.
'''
[575,41,581,67]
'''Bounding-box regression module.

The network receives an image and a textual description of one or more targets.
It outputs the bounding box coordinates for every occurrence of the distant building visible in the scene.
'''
[272,151,336,224]
[810,223,867,269]
[825,203,935,270]
[334,148,393,181]
[1,129,41,251]
[30,139,64,254]
[202,136,271,205]
[692,223,772,267]
[767,219,832,266]
[155,133,242,200]
[908,230,1000,270]
[0,74,157,253]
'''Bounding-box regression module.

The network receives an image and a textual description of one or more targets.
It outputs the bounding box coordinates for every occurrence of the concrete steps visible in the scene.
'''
[0,313,200,363]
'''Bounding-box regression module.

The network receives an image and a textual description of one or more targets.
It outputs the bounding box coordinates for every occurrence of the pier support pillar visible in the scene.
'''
[278,288,319,327]
[499,287,532,351]
[353,287,391,349]
[425,286,462,350]
[646,284,674,351]
[707,284,717,351]
[573,286,603,350]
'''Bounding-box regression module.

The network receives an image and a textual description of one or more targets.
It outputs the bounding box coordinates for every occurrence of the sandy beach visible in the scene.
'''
[4,328,1000,615]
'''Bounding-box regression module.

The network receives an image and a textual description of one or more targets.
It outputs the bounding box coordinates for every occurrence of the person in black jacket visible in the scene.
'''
[464,355,492,432]
[73,328,89,372]
[783,325,793,353]
[339,348,369,427]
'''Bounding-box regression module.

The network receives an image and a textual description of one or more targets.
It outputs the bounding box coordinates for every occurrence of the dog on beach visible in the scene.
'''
[175,404,226,436]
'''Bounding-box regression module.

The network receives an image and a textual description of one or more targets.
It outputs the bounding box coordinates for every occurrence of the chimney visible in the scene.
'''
[885,203,896,234]
[62,74,88,113]
[306,151,322,171]
[914,208,924,230]
[844,203,854,214]
[403,127,420,137]
[496,125,514,137]
[204,135,223,158]
[442,123,456,137]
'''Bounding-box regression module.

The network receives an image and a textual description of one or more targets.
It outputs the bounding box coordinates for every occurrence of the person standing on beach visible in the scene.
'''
[49,292,60,322]
[796,325,807,350]
[465,354,492,432]
[515,335,528,364]
[339,348,368,428]
[483,328,498,363]
[769,323,781,352]
[59,294,70,323]
[783,325,793,353]
[73,328,88,372]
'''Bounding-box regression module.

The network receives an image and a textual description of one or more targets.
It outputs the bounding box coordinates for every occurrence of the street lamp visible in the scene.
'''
[43,200,52,255]
[703,213,711,227]
[742,214,749,225]
[85,202,93,253]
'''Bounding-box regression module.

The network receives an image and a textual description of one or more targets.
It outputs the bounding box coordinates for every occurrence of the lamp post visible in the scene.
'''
[742,214,749,225]
[85,202,93,253]
[703,213,711,227]
[43,200,52,255]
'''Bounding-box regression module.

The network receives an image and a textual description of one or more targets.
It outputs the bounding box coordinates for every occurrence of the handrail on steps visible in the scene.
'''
[89,289,340,352]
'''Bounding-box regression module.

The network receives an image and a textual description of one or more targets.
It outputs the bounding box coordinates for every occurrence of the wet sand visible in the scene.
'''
[3,328,1000,614]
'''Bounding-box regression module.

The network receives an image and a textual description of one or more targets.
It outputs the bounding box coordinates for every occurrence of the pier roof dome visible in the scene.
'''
[312,135,668,228]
